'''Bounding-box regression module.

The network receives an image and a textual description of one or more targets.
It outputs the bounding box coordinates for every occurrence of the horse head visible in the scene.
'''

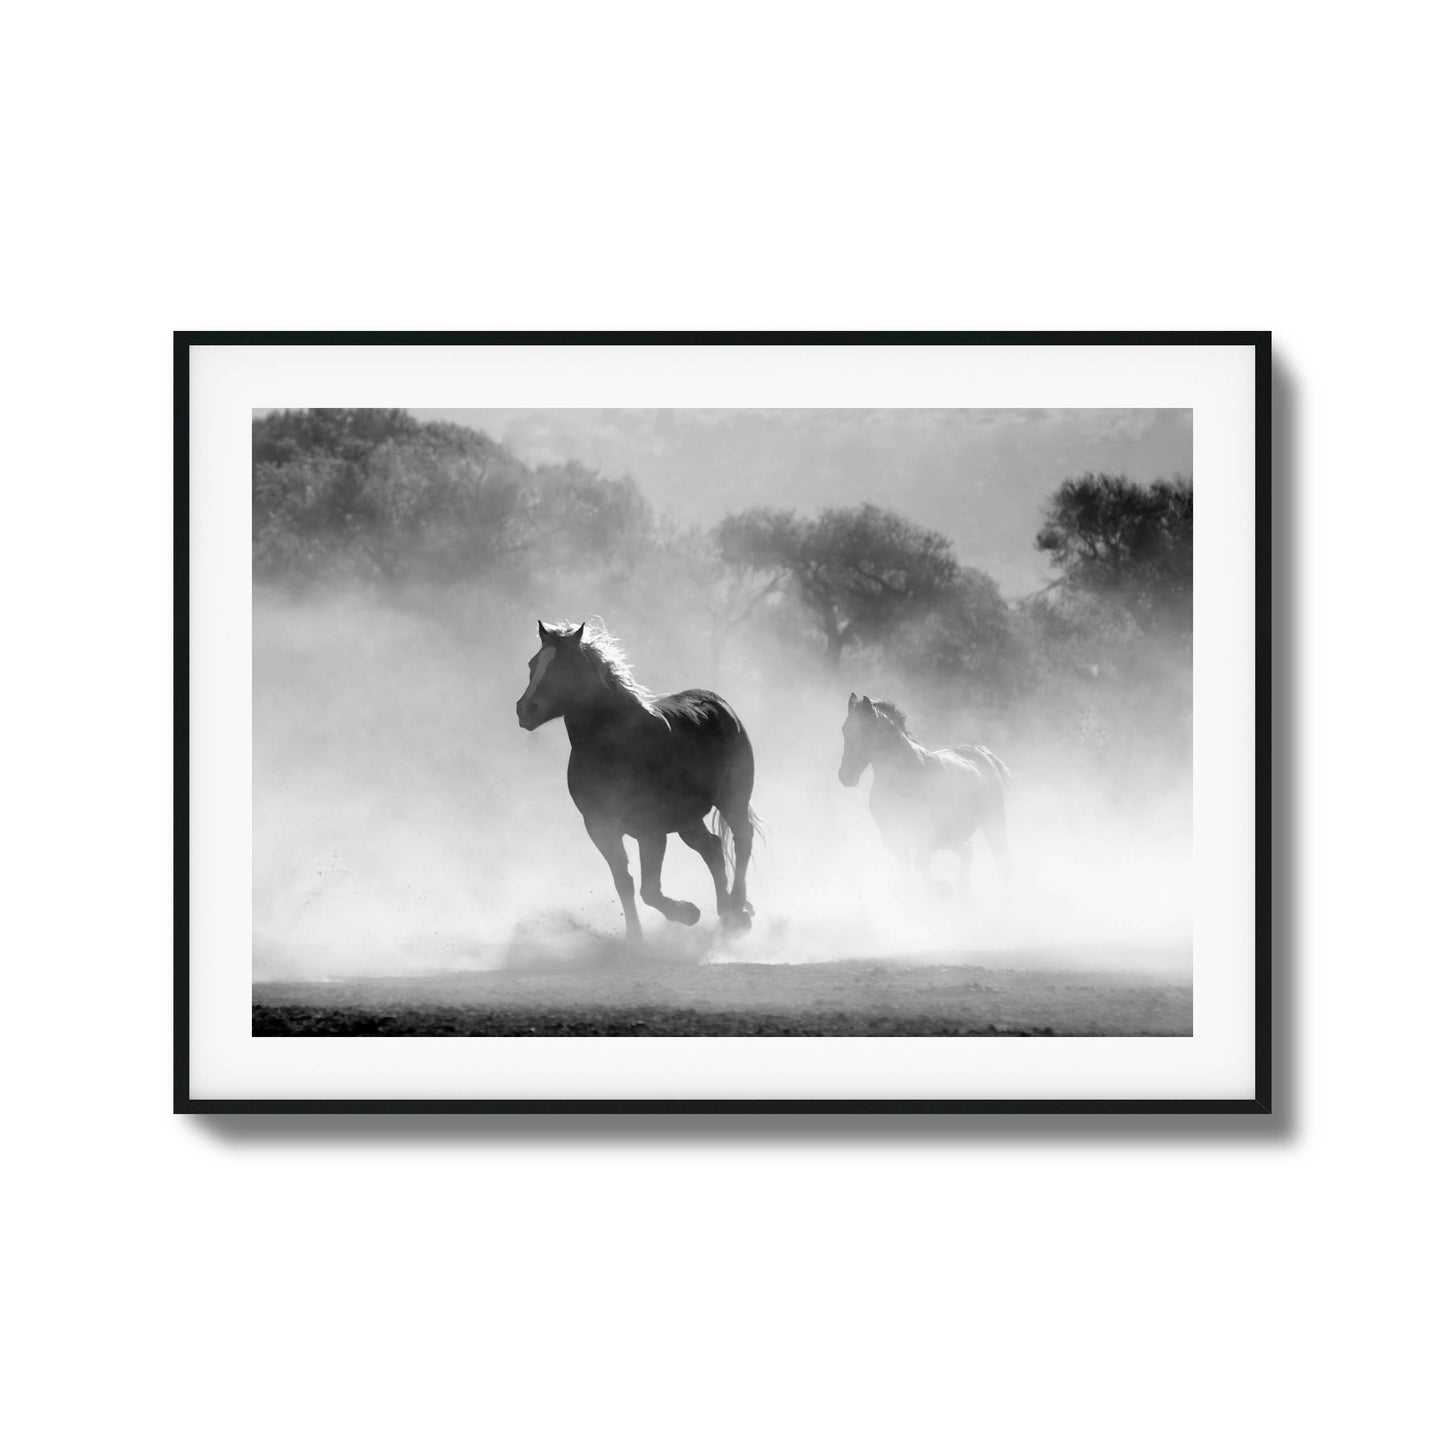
[516,620,589,730]
[838,691,880,786]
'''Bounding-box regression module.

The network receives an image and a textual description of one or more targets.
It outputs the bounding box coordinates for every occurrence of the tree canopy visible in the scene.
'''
[715,503,981,666]
[1035,473,1193,642]
[251,409,653,587]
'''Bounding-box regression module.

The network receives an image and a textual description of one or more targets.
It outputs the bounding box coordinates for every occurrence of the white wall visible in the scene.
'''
[7,4,1439,1442]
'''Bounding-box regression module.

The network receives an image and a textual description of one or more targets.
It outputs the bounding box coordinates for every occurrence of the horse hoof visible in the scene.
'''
[722,909,752,934]
[674,902,701,927]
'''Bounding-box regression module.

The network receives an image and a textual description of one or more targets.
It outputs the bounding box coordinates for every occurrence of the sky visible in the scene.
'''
[413,408,1192,595]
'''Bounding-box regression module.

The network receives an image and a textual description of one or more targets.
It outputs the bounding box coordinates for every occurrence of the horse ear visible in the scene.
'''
[848,691,859,710]
[537,620,549,641]
[566,623,587,644]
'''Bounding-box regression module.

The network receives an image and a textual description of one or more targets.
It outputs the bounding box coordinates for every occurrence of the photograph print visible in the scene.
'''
[183,336,1265,1109]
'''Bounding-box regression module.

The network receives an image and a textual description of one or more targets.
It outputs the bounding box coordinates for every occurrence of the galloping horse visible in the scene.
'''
[516,620,757,942]
[838,693,1011,894]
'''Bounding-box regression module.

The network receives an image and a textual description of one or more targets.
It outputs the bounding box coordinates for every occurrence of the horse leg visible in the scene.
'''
[638,831,701,926]
[954,839,975,902]
[878,822,919,893]
[719,805,754,931]
[914,843,952,899]
[982,808,1012,899]
[584,817,642,943]
[678,819,729,920]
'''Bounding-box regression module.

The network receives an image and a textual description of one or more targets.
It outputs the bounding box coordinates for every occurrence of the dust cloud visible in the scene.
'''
[253,585,1190,984]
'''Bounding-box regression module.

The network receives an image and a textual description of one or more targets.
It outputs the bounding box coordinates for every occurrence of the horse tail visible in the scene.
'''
[712,807,732,869]
[714,709,761,874]
[712,805,764,873]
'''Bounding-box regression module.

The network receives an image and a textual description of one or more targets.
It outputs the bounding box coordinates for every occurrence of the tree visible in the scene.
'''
[252,408,420,467]
[524,462,654,573]
[1034,474,1192,642]
[1029,474,1194,769]
[252,412,527,584]
[708,509,802,661]
[715,503,975,667]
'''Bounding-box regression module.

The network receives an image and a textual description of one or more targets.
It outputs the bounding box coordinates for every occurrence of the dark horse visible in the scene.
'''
[839,692,1011,895]
[516,620,757,942]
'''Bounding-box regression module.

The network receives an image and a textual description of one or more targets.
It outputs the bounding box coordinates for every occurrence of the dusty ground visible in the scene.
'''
[252,946,1191,1036]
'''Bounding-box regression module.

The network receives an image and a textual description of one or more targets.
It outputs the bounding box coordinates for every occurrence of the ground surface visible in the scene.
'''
[252,947,1191,1036]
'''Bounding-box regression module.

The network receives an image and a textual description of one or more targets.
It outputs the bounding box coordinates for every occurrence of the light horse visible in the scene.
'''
[838,693,1011,896]
[516,620,757,942]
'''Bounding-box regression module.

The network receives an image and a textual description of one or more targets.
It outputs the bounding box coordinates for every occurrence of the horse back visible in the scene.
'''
[941,744,1010,799]
[655,688,754,791]
[870,745,1001,844]
[655,688,749,739]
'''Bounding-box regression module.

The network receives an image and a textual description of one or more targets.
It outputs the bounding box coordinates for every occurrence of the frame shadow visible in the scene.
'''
[190,346,1296,1146]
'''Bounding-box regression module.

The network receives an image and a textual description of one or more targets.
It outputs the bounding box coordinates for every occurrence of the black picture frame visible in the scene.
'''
[178,330,1271,1115]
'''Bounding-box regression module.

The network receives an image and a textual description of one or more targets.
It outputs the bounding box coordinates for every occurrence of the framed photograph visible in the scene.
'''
[180,332,1269,1113]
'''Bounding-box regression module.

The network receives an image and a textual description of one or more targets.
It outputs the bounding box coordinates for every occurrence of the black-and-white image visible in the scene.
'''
[252,407,1192,1036]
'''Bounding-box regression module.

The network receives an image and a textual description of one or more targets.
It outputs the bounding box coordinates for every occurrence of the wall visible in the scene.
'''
[7,5,1439,1443]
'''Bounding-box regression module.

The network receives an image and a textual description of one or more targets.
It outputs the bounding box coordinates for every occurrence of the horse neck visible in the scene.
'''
[870,724,926,774]
[563,682,654,745]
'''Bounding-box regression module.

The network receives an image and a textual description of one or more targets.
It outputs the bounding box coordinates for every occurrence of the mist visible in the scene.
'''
[252,407,1192,1034]
[253,590,1190,984]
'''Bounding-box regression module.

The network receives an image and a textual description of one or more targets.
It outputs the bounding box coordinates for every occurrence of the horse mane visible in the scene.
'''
[871,698,913,736]
[549,618,665,720]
